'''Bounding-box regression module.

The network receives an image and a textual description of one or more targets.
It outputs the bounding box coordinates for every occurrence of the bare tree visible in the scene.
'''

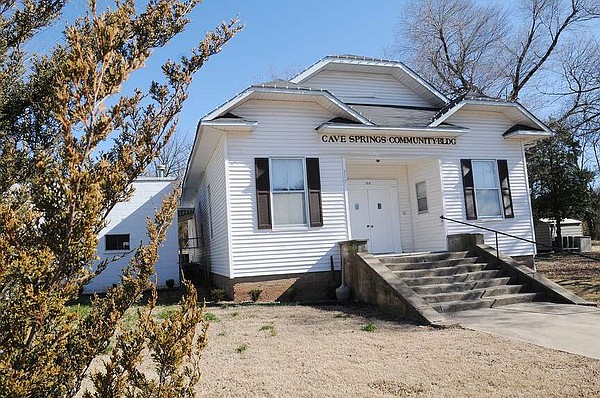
[396,0,510,96]
[395,0,600,101]
[148,129,193,178]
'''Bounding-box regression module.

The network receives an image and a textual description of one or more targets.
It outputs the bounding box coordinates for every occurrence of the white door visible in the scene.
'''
[368,188,394,254]
[348,181,399,254]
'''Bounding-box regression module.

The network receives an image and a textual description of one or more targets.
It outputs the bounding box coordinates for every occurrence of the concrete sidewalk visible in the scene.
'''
[447,302,600,360]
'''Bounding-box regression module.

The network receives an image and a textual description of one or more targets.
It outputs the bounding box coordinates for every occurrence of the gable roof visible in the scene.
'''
[290,55,450,107]
[202,83,372,125]
[429,92,552,133]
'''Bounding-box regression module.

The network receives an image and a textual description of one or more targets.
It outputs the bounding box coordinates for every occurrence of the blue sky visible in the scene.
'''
[30,0,404,138]
[141,0,405,137]
[30,0,598,141]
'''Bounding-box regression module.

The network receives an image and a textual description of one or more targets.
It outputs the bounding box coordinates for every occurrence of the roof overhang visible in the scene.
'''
[291,55,450,107]
[316,122,468,137]
[429,100,551,133]
[201,119,258,132]
[503,128,553,143]
[181,118,258,204]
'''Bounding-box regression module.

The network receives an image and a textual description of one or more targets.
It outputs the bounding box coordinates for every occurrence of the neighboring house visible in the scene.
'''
[180,55,552,300]
[535,218,585,252]
[86,177,180,293]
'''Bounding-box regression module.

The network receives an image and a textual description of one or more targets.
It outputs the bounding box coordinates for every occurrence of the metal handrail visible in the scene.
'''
[440,215,600,268]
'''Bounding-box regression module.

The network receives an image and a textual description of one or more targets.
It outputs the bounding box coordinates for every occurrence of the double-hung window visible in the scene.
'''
[254,157,323,229]
[472,160,502,218]
[461,159,514,220]
[271,158,307,225]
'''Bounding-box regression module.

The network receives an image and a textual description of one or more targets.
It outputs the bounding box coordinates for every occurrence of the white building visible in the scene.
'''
[181,55,552,301]
[87,177,180,293]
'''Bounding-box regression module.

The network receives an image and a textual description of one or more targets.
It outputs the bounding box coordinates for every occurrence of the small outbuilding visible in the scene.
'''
[181,55,553,301]
[87,177,180,293]
[535,218,589,252]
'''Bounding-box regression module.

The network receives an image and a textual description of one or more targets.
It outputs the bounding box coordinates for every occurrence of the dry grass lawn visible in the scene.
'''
[535,250,600,303]
[196,303,600,397]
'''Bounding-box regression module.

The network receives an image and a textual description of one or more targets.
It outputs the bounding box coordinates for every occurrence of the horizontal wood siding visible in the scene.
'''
[227,101,349,277]
[90,179,179,293]
[303,70,433,107]
[407,159,447,251]
[197,137,230,277]
[440,110,535,256]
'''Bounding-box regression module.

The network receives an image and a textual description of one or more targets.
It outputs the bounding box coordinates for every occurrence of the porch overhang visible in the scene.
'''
[177,207,195,222]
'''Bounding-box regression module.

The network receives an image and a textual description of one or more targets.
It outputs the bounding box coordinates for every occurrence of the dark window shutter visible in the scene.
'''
[497,159,514,218]
[306,158,323,227]
[461,159,477,220]
[255,158,271,229]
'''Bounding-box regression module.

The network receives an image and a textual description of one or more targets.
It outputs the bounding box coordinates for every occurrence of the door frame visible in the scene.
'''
[347,179,402,253]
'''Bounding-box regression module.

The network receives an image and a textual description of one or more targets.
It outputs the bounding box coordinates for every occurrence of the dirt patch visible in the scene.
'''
[535,252,600,302]
[196,303,600,397]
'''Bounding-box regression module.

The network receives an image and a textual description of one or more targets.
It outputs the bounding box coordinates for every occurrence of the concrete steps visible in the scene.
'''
[383,257,478,271]
[378,251,539,313]
[393,263,490,278]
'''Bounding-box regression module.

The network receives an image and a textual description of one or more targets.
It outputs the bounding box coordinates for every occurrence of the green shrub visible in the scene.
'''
[249,288,263,302]
[235,344,247,353]
[361,323,377,332]
[210,288,227,302]
[204,312,219,322]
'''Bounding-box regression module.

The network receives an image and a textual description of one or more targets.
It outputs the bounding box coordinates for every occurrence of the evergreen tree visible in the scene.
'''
[527,123,595,247]
[0,1,241,396]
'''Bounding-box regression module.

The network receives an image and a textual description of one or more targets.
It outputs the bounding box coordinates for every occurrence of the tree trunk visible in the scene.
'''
[555,217,563,250]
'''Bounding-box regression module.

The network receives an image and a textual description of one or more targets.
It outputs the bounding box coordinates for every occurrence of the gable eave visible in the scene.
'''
[290,55,450,107]
[203,86,373,125]
[429,100,551,132]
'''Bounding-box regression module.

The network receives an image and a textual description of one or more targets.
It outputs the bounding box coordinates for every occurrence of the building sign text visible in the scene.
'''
[320,134,457,145]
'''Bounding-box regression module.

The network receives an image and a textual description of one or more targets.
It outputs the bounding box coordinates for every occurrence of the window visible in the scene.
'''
[105,234,130,251]
[472,160,502,217]
[271,158,307,225]
[461,159,514,220]
[254,157,323,229]
[415,181,428,213]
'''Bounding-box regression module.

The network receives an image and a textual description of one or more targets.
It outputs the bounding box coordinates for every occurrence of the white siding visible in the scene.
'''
[407,159,447,251]
[197,136,230,277]
[88,179,179,293]
[440,110,536,256]
[222,102,536,279]
[227,101,349,277]
[302,70,433,107]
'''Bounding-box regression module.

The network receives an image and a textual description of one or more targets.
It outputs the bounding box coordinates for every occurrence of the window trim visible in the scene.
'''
[415,180,428,214]
[269,157,309,227]
[471,159,504,220]
[105,233,131,252]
